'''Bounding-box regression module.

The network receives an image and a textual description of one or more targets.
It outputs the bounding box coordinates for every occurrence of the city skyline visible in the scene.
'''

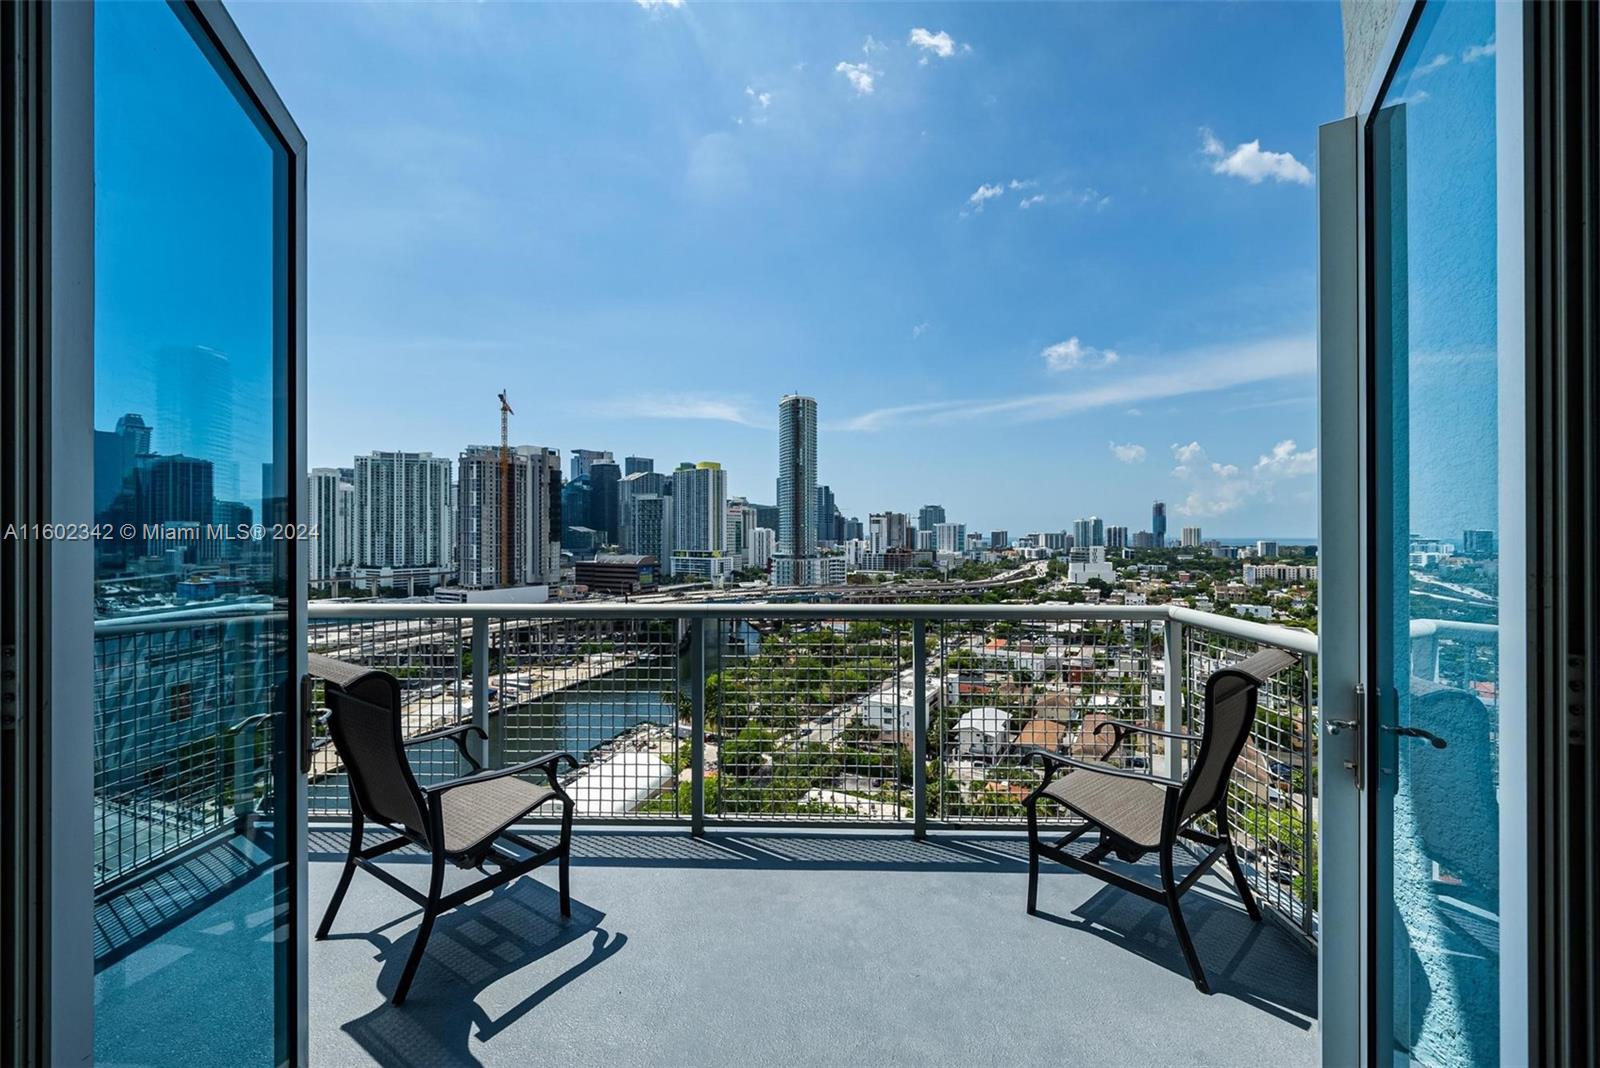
[233,2,1339,537]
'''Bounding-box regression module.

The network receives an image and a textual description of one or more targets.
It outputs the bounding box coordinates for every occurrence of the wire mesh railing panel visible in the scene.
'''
[491,616,684,819]
[930,617,1161,822]
[1181,624,1318,931]
[306,616,471,814]
[707,617,915,822]
[93,618,280,890]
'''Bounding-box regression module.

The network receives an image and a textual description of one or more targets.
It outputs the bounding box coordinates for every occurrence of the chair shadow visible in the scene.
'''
[1031,866,1317,1029]
[333,878,626,1068]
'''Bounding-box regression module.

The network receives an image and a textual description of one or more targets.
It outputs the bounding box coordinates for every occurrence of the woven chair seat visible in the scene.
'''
[1042,766,1167,849]
[439,776,557,856]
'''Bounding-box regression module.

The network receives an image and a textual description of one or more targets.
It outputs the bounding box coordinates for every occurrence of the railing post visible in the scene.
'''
[689,617,707,836]
[470,617,490,766]
[1163,616,1184,780]
[912,618,928,839]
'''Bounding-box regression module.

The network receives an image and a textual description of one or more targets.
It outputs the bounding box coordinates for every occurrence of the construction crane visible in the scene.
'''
[498,390,514,587]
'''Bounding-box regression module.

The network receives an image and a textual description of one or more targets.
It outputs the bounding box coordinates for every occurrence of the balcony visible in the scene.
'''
[87,601,1357,1061]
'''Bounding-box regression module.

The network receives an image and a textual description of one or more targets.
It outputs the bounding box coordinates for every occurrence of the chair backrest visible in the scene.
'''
[1178,647,1299,823]
[310,653,429,840]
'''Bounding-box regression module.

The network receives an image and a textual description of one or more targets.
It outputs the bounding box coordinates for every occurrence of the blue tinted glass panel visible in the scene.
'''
[1371,3,1503,1065]
[92,3,291,1065]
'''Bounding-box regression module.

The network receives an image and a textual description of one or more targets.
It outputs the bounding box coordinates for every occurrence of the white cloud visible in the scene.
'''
[1008,178,1036,190]
[908,27,957,61]
[634,0,684,9]
[1413,53,1451,76]
[744,86,771,110]
[911,321,931,339]
[1042,336,1119,372]
[835,61,879,96]
[1110,442,1147,464]
[1168,438,1317,517]
[1462,37,1496,63]
[963,182,1004,214]
[593,393,764,428]
[1199,127,1312,186]
[862,34,887,54]
[1019,194,1047,209]
[837,334,1314,431]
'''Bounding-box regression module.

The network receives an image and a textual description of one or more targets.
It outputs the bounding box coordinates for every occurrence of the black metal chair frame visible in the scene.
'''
[312,660,578,1006]
[1023,653,1294,994]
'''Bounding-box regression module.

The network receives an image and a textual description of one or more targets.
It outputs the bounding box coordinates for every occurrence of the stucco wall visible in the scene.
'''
[1342,0,1403,113]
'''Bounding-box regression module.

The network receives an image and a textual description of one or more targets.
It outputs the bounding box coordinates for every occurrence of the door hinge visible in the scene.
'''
[0,644,18,730]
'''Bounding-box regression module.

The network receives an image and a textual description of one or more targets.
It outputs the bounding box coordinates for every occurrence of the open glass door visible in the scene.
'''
[89,3,304,1064]
[1365,3,1519,1064]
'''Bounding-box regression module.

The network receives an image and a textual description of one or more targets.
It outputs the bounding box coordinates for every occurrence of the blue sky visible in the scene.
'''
[232,0,1342,537]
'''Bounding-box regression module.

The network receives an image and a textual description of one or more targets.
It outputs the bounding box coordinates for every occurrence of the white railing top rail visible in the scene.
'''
[305,600,1320,655]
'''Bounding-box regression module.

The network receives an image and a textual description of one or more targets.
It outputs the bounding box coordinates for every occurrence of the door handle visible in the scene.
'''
[299,672,314,774]
[1327,719,1358,735]
[1382,725,1447,749]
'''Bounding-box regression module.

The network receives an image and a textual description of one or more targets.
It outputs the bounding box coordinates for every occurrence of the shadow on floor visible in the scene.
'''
[331,878,625,1068]
[1031,881,1317,1029]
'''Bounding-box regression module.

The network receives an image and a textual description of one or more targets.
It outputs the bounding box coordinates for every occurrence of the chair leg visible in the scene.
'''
[558,796,574,919]
[1217,805,1261,921]
[393,847,446,1006]
[1025,801,1040,914]
[1160,842,1210,994]
[316,813,363,940]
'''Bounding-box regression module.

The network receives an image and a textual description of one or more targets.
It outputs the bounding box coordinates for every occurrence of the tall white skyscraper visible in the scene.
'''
[619,470,670,554]
[775,394,820,586]
[1073,516,1106,548]
[307,468,353,583]
[670,462,729,577]
[934,522,966,555]
[353,451,452,570]
[1182,525,1204,547]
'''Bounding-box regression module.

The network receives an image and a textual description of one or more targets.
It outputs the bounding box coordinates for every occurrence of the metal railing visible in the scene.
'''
[302,601,1321,937]
[86,599,1322,936]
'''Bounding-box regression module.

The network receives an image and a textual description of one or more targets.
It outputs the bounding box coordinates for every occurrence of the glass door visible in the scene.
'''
[1367,3,1513,1065]
[90,3,302,1064]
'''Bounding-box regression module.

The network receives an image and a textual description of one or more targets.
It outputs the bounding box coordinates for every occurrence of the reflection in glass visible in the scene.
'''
[92,3,290,1065]
[1372,4,1502,1065]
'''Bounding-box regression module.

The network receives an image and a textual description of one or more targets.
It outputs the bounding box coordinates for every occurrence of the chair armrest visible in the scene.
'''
[406,722,490,772]
[427,751,579,799]
[1023,748,1183,792]
[1090,719,1199,761]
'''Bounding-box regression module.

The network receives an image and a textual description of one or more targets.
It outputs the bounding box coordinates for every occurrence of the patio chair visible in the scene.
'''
[1022,647,1299,993]
[309,653,578,1005]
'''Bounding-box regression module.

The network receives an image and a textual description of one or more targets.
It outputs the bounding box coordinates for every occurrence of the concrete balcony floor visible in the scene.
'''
[307,826,1316,1067]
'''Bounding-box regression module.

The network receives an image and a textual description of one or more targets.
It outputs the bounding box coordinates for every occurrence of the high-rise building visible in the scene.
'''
[1043,531,1069,552]
[569,448,613,483]
[587,459,622,545]
[353,451,452,570]
[844,516,864,542]
[308,467,354,583]
[671,462,729,577]
[561,476,592,535]
[916,529,935,551]
[989,530,1009,550]
[934,522,966,555]
[1181,525,1203,547]
[747,526,776,571]
[93,412,153,517]
[1106,525,1129,549]
[868,511,911,554]
[456,445,562,588]
[776,394,820,586]
[1152,501,1168,547]
[626,494,672,569]
[1462,529,1496,557]
[1255,540,1280,559]
[618,471,670,554]
[1073,516,1105,548]
[814,484,838,546]
[623,456,654,476]
[918,504,946,532]
[725,498,757,562]
[1132,531,1157,549]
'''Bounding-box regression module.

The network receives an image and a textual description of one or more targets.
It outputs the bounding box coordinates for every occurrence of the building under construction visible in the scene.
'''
[455,442,563,589]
